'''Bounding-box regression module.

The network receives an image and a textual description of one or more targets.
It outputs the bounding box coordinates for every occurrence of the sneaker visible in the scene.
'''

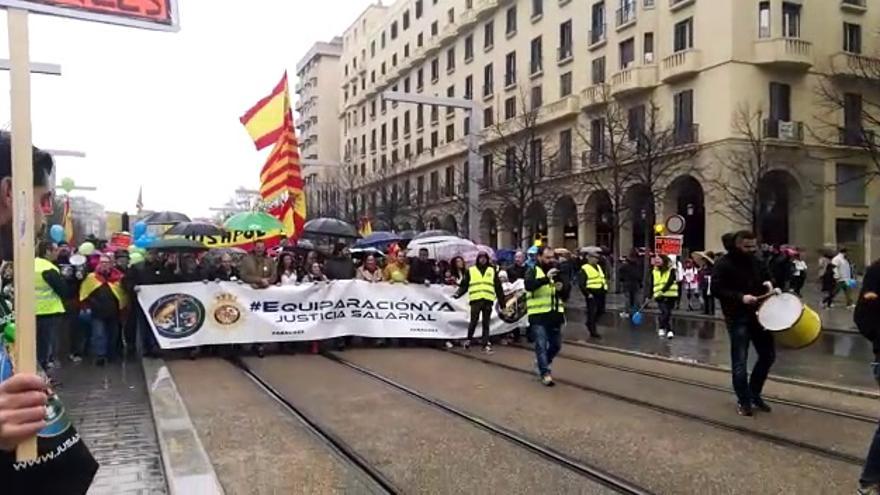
[444,341,454,349]
[736,402,753,417]
[461,340,471,350]
[752,397,772,413]
[590,333,602,340]
[666,330,674,339]
[619,312,629,319]
[69,354,82,364]
[858,484,880,495]
[658,329,667,338]
[848,304,856,310]
[482,345,494,355]
[541,374,556,387]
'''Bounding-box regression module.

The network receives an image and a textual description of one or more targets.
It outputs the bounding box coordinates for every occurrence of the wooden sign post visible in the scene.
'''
[0,0,179,462]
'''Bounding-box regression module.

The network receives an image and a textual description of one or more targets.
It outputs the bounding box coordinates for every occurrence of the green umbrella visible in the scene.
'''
[223,212,284,232]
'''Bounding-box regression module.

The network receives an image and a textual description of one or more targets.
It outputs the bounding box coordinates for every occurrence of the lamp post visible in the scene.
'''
[381,91,483,243]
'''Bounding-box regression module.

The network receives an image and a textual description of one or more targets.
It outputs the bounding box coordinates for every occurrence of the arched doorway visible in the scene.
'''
[441,214,458,235]
[502,205,521,248]
[552,196,579,250]
[480,209,499,250]
[758,170,801,246]
[664,175,705,252]
[626,184,654,251]
[585,190,614,250]
[526,201,548,245]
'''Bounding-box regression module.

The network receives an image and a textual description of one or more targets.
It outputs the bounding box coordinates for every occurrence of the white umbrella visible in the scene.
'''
[406,236,476,260]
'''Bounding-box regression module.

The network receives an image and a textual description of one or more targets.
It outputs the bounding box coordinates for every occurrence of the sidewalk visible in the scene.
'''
[595,284,857,333]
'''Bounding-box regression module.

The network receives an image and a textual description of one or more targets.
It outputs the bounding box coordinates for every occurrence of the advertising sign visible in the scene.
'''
[0,0,179,31]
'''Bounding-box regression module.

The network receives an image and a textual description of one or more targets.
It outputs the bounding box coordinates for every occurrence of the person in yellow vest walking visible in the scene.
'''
[80,254,128,366]
[578,252,607,340]
[35,241,70,372]
[653,255,679,339]
[454,251,505,353]
[526,246,571,386]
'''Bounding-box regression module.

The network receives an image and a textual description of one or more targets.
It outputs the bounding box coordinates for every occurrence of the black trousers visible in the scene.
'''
[467,300,493,346]
[585,292,603,336]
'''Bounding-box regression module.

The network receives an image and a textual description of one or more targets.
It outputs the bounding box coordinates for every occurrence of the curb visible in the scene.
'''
[141,358,225,495]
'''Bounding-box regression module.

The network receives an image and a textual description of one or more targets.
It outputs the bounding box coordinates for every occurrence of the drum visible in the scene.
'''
[757,293,822,349]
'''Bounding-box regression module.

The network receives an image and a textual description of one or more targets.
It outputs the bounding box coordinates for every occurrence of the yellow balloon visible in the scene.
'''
[654,224,665,235]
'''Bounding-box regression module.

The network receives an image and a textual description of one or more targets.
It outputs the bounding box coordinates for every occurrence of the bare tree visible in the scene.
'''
[329,158,364,225]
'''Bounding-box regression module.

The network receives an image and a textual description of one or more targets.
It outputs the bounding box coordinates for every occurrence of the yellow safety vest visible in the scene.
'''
[35,257,65,316]
[527,266,565,315]
[653,268,679,299]
[582,264,608,291]
[468,266,497,302]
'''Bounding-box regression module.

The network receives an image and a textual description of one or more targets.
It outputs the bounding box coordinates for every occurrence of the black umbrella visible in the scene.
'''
[164,221,225,237]
[413,229,454,240]
[303,218,359,238]
[149,238,208,252]
[142,211,191,225]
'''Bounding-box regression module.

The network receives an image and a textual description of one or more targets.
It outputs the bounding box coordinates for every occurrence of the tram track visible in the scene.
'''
[449,348,867,467]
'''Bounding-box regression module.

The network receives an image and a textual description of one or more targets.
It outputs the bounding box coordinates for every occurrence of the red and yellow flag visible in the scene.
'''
[62,196,74,243]
[240,73,289,150]
[358,217,372,237]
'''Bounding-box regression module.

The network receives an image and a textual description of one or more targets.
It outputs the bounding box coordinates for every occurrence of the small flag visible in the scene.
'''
[240,73,289,150]
[136,186,143,212]
[359,217,373,237]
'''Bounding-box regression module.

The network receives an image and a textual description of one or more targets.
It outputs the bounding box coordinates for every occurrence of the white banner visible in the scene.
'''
[137,280,528,349]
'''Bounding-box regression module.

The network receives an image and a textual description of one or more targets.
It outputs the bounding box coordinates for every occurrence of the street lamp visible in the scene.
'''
[381,90,483,242]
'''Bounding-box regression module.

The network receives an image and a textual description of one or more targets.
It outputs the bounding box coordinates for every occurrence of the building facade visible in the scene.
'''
[305,0,880,268]
[295,37,344,218]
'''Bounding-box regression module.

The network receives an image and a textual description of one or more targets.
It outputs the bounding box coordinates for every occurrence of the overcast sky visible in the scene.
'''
[0,0,374,216]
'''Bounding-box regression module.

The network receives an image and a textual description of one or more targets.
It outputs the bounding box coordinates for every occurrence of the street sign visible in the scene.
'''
[655,235,684,257]
[0,0,179,31]
[664,214,686,235]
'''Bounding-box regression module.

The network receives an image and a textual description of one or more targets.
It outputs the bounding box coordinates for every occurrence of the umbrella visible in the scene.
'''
[579,246,603,255]
[304,217,359,238]
[164,221,225,237]
[350,247,386,258]
[355,231,403,247]
[413,229,454,240]
[293,239,316,251]
[206,247,247,257]
[149,238,208,252]
[407,235,475,260]
[142,211,191,225]
[463,245,496,265]
[224,211,284,232]
[692,251,715,265]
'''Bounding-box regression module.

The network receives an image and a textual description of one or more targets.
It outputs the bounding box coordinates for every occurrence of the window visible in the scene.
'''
[447,47,456,72]
[416,138,424,154]
[370,129,377,150]
[592,56,606,84]
[590,1,606,44]
[505,51,517,86]
[417,68,424,90]
[392,53,398,67]
[370,41,376,57]
[404,111,411,135]
[445,166,455,197]
[768,82,791,138]
[417,104,424,129]
[843,92,864,145]
[530,139,543,176]
[464,116,470,134]
[531,36,543,74]
[381,62,386,75]
[448,7,455,23]
[644,32,654,63]
[618,0,636,26]
[431,21,438,36]
[673,89,695,144]
[446,123,455,143]
[484,62,495,95]
[484,106,494,127]
[619,38,635,69]
[504,148,515,183]
[531,85,543,109]
[392,118,399,142]
[782,2,800,38]
[417,176,425,204]
[560,72,572,97]
[559,20,573,60]
[589,118,605,164]
[836,164,867,206]
[558,129,572,171]
[404,77,411,93]
[446,85,455,114]
[758,1,770,39]
[844,23,862,54]
[482,154,494,189]
[506,6,517,35]
[504,96,517,119]
[381,31,386,48]
[430,171,439,200]
[403,10,410,30]
[465,34,474,61]
[484,21,494,48]
[431,58,439,82]
[417,32,424,47]
[391,21,398,39]
[431,130,439,147]
[381,123,387,144]
[431,105,439,123]
[532,0,543,18]
[627,104,645,142]
[673,18,693,52]
[465,75,474,99]
[416,0,423,19]
[405,44,410,58]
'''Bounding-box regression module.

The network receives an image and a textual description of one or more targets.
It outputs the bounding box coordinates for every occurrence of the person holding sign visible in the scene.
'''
[454,251,505,353]
[652,256,678,339]
[577,252,607,340]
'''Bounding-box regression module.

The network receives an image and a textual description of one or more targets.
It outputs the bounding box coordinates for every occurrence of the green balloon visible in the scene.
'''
[60,177,75,193]
[3,321,14,344]
[130,252,145,264]
[79,242,95,256]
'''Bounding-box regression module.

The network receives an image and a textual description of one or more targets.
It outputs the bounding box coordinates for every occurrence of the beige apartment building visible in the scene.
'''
[318,0,880,268]
[295,38,344,218]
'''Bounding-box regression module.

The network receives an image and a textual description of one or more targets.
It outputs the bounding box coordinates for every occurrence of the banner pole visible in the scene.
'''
[8,7,38,462]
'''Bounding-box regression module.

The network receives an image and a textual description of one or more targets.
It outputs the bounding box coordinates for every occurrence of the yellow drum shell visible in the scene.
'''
[757,293,822,349]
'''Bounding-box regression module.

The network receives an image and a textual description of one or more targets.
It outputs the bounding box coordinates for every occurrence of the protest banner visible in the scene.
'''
[179,229,283,249]
[137,280,528,349]
[655,235,684,257]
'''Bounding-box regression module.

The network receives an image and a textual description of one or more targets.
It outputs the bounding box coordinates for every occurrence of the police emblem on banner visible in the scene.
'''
[149,294,206,339]
[212,292,244,327]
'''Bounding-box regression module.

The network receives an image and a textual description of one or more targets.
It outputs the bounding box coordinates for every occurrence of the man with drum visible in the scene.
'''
[711,230,777,417]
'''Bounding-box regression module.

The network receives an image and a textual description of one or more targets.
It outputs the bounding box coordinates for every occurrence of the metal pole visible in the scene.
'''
[466,105,482,243]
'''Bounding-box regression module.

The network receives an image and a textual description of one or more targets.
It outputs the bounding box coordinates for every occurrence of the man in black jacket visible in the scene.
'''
[711,230,776,417]
[506,250,527,283]
[408,248,437,285]
[855,259,880,494]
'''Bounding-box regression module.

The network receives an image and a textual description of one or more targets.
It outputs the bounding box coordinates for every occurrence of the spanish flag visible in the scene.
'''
[240,73,289,150]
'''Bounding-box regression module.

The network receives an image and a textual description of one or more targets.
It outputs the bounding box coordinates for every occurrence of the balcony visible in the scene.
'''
[458,8,478,30]
[579,83,609,109]
[838,127,877,147]
[536,95,580,125]
[588,26,606,50]
[841,0,867,13]
[753,37,813,70]
[829,52,880,78]
[615,5,636,31]
[295,82,303,94]
[610,65,658,97]
[475,0,500,19]
[439,22,458,47]
[673,123,700,146]
[763,119,804,143]
[669,0,695,12]
[660,49,702,82]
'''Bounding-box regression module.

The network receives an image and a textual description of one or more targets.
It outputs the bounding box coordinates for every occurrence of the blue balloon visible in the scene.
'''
[133,221,147,239]
[848,279,858,289]
[49,224,65,243]
[631,312,644,326]
[134,235,153,248]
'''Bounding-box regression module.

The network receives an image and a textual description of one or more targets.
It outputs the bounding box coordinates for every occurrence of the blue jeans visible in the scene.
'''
[90,317,119,360]
[532,322,562,377]
[36,315,61,368]
[727,316,776,405]
[860,363,880,487]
